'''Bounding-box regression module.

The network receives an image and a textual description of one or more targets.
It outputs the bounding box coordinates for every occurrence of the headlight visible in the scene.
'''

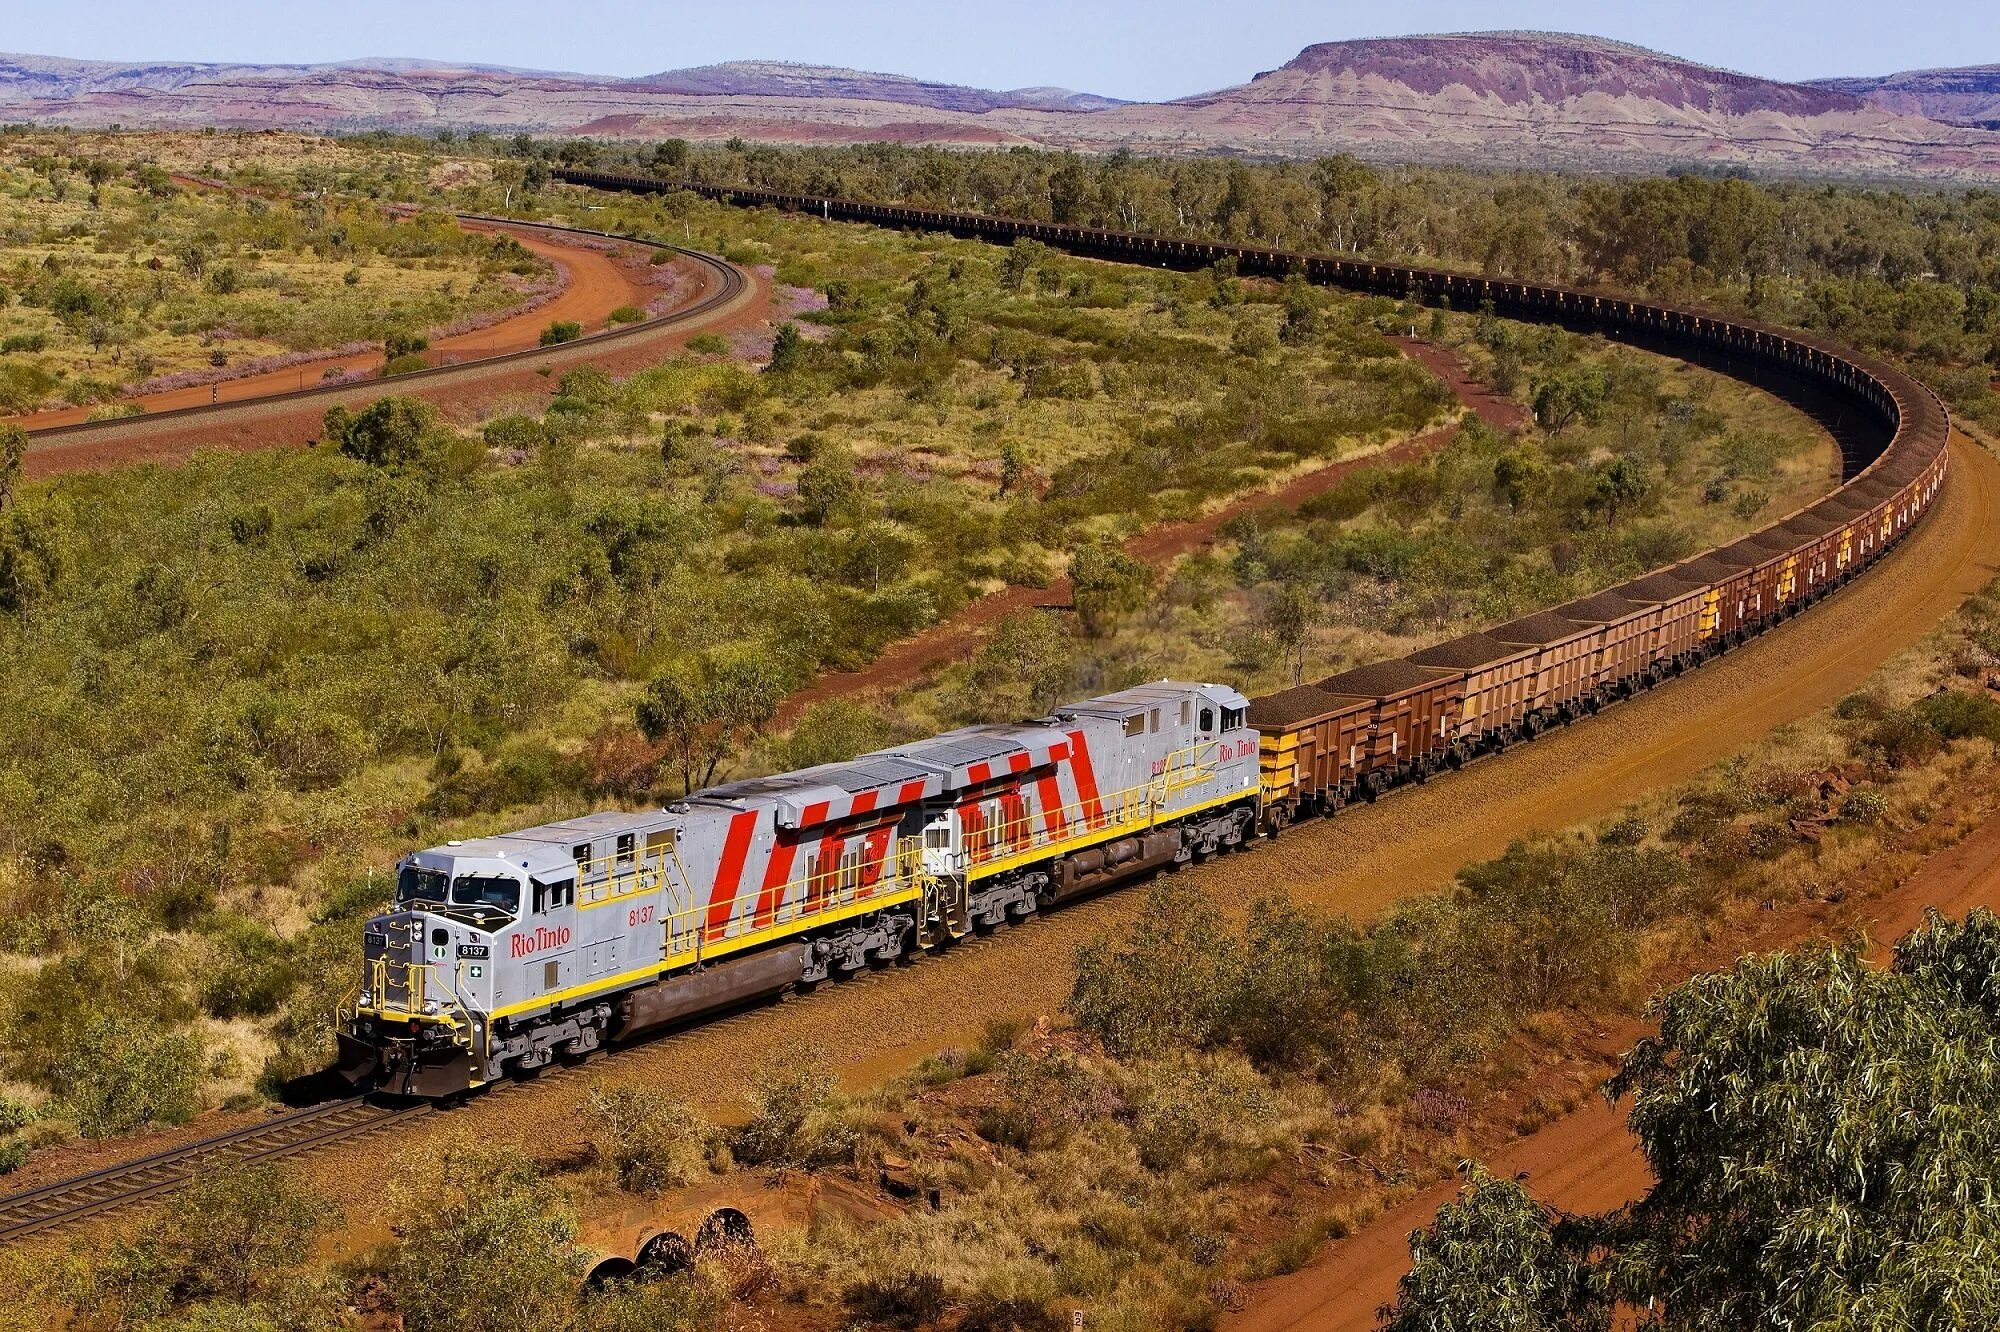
[422,999,443,1015]
[358,991,372,1007]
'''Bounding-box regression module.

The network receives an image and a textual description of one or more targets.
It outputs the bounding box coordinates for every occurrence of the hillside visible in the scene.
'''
[3,34,2000,179]
[1096,33,2000,177]
[1814,65,2000,129]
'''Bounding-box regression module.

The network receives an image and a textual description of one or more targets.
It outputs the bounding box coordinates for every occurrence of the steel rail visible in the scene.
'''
[0,1097,428,1244]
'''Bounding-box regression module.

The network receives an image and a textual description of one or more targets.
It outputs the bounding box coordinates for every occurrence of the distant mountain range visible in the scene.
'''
[3,34,1999,180]
[1812,65,2000,130]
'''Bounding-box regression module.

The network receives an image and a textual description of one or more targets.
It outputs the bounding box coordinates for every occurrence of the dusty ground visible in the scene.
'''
[6,220,668,431]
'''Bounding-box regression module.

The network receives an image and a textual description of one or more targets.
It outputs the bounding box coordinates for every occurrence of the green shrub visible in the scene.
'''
[58,1162,336,1326]
[1,332,47,354]
[381,1144,583,1332]
[539,319,583,346]
[480,413,550,452]
[201,919,297,1020]
[382,352,429,376]
[686,332,728,355]
[384,329,430,360]
[582,1082,714,1194]
[977,1047,1119,1151]
[54,1012,206,1137]
[1867,707,1944,768]
[733,1047,855,1169]
[1915,690,2000,743]
[605,305,645,324]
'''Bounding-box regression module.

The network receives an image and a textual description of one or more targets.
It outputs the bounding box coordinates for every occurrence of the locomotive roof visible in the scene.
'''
[1052,679,1249,720]
[1489,610,1591,645]
[1406,632,1525,670]
[1316,659,1452,700]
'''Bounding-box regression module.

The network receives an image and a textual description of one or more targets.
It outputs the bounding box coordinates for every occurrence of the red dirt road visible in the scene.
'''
[9,222,665,432]
[1386,334,1530,433]
[1227,762,2000,1332]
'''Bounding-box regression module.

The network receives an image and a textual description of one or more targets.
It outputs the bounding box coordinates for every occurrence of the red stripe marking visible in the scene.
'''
[751,833,799,929]
[801,800,830,827]
[967,761,992,784]
[704,810,760,938]
[1009,752,1032,773]
[1035,773,1068,839]
[850,790,879,817]
[810,832,845,911]
[960,801,986,863]
[1001,792,1028,850]
[857,826,896,898]
[1067,728,1103,825]
[896,778,928,806]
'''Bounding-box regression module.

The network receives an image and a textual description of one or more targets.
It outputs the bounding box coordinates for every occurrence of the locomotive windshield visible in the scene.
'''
[450,874,523,913]
[396,865,448,906]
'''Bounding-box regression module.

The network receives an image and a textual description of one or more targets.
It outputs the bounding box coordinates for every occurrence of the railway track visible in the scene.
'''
[0,1097,426,1243]
[0,930,1009,1244]
[18,213,748,448]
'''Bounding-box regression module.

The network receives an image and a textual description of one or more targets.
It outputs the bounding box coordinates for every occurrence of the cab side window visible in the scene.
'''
[533,878,576,913]
[1123,715,1145,738]
[1221,706,1245,730]
[1200,707,1215,734]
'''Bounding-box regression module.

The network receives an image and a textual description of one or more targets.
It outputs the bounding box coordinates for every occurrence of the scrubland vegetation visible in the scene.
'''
[0,125,1989,1329]
[0,130,549,412]
[0,128,1894,1167]
[567,137,2000,432]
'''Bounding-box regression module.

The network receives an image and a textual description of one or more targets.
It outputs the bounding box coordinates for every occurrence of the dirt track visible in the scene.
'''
[18,227,768,480]
[247,429,2000,1234]
[7,221,666,434]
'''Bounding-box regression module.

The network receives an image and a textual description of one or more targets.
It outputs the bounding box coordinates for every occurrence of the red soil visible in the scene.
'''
[1226,781,2000,1332]
[1385,334,1530,432]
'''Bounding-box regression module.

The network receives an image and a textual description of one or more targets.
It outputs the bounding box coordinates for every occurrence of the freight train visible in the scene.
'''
[336,177,1952,1098]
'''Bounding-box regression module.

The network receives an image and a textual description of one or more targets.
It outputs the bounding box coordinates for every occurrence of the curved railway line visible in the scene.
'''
[17,214,752,476]
[0,172,1964,1244]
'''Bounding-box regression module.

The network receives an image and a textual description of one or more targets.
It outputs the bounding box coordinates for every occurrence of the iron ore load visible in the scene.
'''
[339,170,1953,1101]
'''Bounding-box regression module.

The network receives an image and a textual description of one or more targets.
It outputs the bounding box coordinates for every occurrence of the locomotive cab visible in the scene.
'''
[338,842,538,1097]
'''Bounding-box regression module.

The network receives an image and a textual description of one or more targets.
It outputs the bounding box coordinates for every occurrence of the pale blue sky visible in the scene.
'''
[9,1,1995,102]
